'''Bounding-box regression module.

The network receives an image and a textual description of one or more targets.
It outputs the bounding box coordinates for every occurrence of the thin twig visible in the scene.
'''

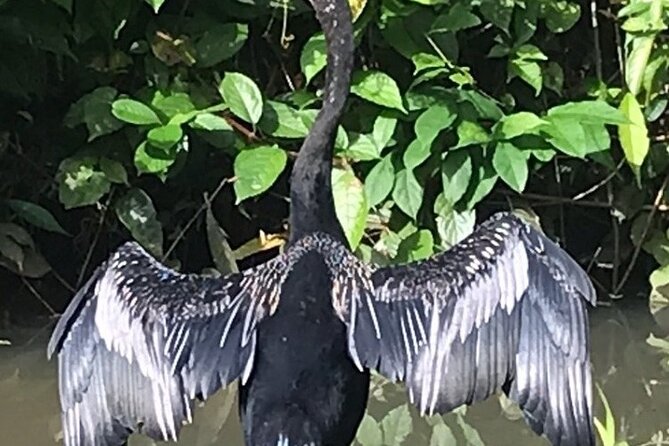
[590,0,603,83]
[224,115,260,142]
[50,268,76,293]
[554,157,566,244]
[572,158,625,201]
[77,191,113,287]
[162,176,234,261]
[608,181,620,293]
[21,277,57,316]
[614,173,669,294]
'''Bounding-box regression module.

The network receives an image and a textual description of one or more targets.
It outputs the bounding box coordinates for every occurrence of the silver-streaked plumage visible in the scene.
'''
[49,212,595,446]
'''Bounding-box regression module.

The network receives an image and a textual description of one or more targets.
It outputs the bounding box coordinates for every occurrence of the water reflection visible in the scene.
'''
[1,305,667,446]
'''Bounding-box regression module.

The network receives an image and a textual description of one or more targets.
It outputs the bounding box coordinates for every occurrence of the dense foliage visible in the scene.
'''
[0,0,668,443]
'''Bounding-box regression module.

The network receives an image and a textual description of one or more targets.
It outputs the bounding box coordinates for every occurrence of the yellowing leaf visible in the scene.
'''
[618,92,649,177]
[348,0,367,21]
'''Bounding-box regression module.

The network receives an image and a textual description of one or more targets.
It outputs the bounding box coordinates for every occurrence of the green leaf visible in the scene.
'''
[392,169,423,219]
[100,158,128,184]
[480,0,514,31]
[411,53,446,73]
[134,141,177,175]
[372,114,398,149]
[396,229,434,262]
[618,92,650,175]
[464,161,498,208]
[441,150,473,205]
[0,233,24,270]
[57,157,111,209]
[435,195,476,247]
[509,59,543,95]
[492,142,529,192]
[51,0,72,13]
[547,101,628,125]
[351,71,406,112]
[332,167,368,249]
[381,404,412,445]
[115,188,164,258]
[6,199,69,235]
[348,134,383,161]
[191,113,233,131]
[456,414,486,446]
[300,32,326,84]
[542,116,611,158]
[259,101,310,138]
[430,423,457,446]
[431,3,481,32]
[355,414,382,446]
[65,87,123,141]
[147,124,183,151]
[233,145,287,203]
[205,204,238,275]
[220,72,263,124]
[112,99,161,125]
[456,121,489,147]
[543,1,581,33]
[495,112,545,140]
[195,23,248,67]
[404,104,458,168]
[365,155,395,207]
[152,92,195,119]
[144,0,166,13]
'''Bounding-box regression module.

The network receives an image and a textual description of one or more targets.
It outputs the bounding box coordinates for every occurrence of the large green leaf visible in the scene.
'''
[300,32,326,84]
[351,71,406,112]
[396,229,434,262]
[332,167,368,249]
[430,423,457,446]
[191,113,233,131]
[233,145,287,203]
[152,92,195,119]
[547,100,628,125]
[355,414,382,446]
[195,23,248,67]
[112,99,161,125]
[147,124,183,151]
[435,194,476,247]
[57,157,111,209]
[134,141,178,175]
[392,169,423,219]
[6,199,69,235]
[494,111,545,140]
[365,155,395,207]
[441,150,473,205]
[64,87,123,141]
[492,142,529,192]
[618,92,649,176]
[381,404,412,445]
[220,72,263,124]
[115,188,163,258]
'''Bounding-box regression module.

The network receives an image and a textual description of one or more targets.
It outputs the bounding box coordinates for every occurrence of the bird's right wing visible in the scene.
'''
[329,213,596,446]
[47,241,293,446]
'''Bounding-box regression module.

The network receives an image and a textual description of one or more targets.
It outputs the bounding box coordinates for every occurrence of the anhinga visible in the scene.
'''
[48,0,596,445]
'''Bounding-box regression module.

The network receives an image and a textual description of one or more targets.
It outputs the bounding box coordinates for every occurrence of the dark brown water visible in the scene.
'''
[1,305,667,446]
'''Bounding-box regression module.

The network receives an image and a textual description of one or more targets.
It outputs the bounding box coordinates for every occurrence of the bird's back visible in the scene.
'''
[239,249,369,446]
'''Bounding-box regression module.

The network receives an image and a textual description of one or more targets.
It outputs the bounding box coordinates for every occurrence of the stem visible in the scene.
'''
[614,173,669,294]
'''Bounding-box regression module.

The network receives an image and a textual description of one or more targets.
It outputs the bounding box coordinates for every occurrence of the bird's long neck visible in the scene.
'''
[289,0,354,244]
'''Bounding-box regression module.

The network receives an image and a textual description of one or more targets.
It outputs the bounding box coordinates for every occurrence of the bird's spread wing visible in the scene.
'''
[330,213,596,446]
[47,241,291,446]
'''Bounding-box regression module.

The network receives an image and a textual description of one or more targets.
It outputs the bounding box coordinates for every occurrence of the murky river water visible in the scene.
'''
[1,304,668,446]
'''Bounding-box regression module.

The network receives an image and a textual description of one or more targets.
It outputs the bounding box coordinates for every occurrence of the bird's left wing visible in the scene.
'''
[327,213,596,446]
[47,241,293,446]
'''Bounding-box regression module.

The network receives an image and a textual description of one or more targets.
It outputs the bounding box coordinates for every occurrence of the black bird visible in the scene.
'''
[48,0,596,444]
